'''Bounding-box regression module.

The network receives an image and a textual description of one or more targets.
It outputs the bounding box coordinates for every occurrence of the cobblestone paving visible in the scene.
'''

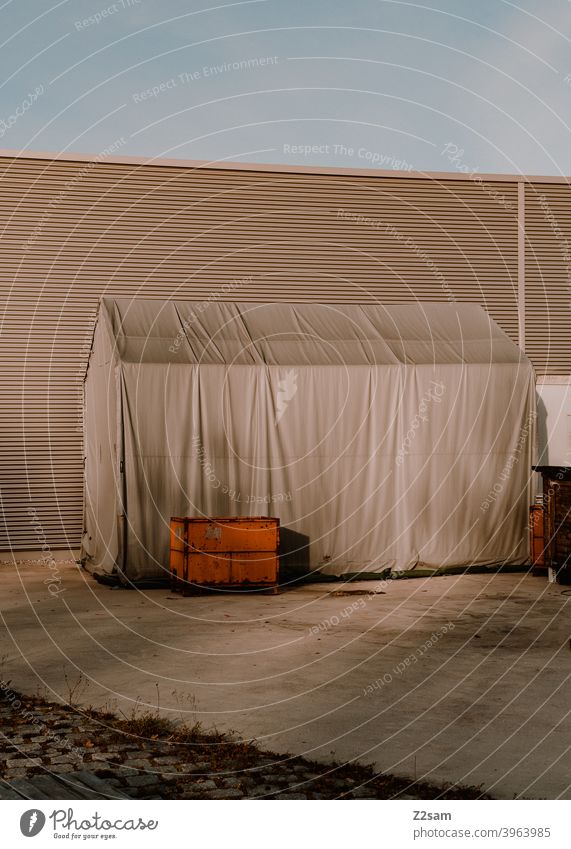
[0,690,485,799]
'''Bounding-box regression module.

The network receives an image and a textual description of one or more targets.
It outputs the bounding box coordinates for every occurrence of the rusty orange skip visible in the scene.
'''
[170,516,280,595]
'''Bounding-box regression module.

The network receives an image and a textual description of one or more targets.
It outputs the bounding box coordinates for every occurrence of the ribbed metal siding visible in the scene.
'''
[0,156,520,549]
[525,183,571,376]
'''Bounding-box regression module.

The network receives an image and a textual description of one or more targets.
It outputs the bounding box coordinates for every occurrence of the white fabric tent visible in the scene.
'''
[82,299,535,584]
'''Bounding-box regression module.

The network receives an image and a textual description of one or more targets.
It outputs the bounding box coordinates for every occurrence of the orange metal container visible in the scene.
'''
[170,516,280,595]
[529,505,545,572]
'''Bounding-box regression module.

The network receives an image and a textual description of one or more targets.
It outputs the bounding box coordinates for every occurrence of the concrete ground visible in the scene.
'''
[0,561,570,799]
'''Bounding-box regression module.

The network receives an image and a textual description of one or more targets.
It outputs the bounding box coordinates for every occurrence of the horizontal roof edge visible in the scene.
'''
[1,148,570,185]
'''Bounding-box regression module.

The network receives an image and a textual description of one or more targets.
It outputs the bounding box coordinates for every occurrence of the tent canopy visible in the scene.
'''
[82,299,535,584]
[104,298,524,365]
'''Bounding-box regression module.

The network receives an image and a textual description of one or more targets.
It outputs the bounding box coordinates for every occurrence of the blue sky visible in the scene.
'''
[1,0,570,174]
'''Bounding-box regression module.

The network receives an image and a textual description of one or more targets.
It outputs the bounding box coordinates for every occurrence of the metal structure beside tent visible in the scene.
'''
[532,466,571,583]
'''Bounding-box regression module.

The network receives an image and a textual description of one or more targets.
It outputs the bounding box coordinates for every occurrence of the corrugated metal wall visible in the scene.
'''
[0,154,567,550]
[525,183,571,375]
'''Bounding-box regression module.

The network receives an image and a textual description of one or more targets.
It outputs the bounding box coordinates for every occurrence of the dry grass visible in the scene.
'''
[1,687,488,799]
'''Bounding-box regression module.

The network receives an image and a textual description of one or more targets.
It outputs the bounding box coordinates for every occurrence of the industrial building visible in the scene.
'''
[1,151,570,555]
